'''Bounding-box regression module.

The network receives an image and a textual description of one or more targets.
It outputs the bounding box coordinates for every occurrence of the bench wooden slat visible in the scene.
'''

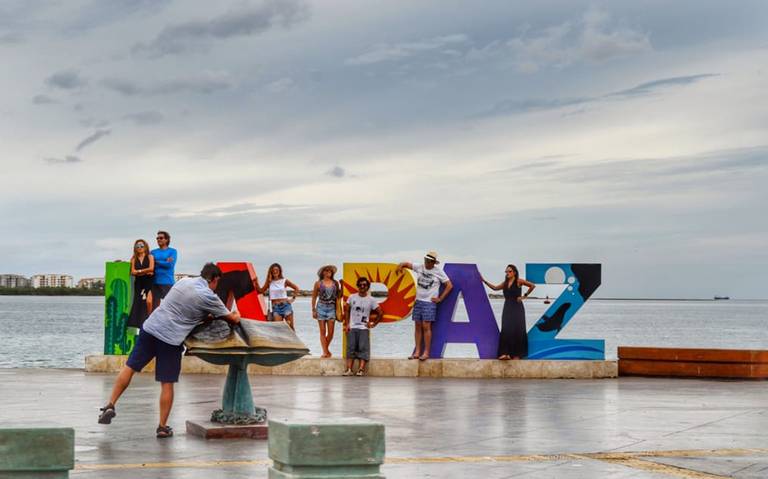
[619,359,768,379]
[618,347,768,364]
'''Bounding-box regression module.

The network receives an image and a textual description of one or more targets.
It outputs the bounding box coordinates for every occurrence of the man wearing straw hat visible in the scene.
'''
[397,252,453,360]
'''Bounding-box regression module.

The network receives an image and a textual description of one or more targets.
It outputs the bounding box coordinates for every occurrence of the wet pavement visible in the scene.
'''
[0,368,766,478]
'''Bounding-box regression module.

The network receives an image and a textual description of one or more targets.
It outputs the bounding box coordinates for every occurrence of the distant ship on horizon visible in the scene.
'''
[713,296,730,300]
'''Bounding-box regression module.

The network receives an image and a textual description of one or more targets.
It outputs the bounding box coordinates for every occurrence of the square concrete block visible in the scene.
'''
[367,360,394,377]
[247,363,274,376]
[392,360,418,377]
[0,428,74,476]
[319,358,346,376]
[442,359,488,378]
[268,418,385,467]
[417,360,443,377]
[272,358,322,376]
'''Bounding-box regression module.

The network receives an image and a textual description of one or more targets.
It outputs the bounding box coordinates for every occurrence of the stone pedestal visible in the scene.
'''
[268,419,385,478]
[186,420,268,439]
[186,361,269,439]
[0,428,74,478]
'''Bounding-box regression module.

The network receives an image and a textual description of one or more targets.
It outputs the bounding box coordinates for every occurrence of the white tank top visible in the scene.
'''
[269,278,288,300]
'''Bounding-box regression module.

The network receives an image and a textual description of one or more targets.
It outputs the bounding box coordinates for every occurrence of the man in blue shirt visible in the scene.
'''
[98,263,240,438]
[151,230,177,309]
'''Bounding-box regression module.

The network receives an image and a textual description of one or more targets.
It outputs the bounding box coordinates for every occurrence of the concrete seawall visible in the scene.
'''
[85,355,617,379]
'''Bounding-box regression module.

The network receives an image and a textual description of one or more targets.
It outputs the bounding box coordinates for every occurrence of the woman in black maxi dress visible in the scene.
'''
[127,239,155,329]
[482,265,536,360]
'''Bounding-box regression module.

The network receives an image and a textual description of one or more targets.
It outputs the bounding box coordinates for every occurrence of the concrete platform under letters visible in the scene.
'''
[85,355,618,379]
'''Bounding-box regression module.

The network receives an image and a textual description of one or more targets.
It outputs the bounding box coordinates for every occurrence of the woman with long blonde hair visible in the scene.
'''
[260,263,299,330]
[126,239,155,329]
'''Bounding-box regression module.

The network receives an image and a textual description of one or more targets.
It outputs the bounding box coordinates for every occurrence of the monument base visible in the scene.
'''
[186,419,268,439]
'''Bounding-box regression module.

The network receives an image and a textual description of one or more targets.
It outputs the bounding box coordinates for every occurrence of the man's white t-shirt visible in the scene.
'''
[412,263,450,302]
[347,293,379,330]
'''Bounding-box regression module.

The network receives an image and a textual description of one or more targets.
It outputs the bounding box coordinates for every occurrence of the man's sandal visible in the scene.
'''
[156,425,174,438]
[98,404,116,424]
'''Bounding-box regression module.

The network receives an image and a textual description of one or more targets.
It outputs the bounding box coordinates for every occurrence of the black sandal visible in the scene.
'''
[156,425,174,438]
[98,404,116,424]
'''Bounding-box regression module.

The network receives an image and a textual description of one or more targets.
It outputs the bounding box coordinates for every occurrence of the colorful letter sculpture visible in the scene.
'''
[526,263,603,360]
[215,262,267,321]
[342,263,416,322]
[104,261,135,355]
[430,264,501,359]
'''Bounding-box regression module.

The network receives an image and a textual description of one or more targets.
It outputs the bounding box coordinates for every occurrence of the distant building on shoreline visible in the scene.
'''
[77,277,105,289]
[175,273,196,282]
[0,274,31,288]
[30,274,74,288]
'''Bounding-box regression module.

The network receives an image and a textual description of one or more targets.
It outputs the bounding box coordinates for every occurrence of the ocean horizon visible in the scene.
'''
[1,296,766,368]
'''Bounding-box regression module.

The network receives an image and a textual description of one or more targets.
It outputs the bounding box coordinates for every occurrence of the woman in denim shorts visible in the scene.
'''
[260,263,300,330]
[312,265,341,358]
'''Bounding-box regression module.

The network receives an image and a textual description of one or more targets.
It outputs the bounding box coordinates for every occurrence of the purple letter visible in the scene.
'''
[430,263,500,359]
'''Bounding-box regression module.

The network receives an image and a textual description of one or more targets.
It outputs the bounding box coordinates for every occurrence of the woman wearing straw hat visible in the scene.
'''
[311,265,341,358]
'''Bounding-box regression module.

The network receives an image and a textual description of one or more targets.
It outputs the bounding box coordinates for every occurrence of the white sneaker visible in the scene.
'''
[342,369,354,376]
[356,369,365,376]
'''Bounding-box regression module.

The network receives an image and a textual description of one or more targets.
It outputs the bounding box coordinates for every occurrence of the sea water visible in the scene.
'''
[0,296,766,368]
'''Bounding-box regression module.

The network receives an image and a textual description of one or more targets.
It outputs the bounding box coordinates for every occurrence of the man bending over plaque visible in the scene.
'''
[97,263,240,438]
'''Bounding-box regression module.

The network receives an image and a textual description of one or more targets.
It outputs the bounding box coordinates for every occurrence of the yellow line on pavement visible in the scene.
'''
[588,457,729,479]
[73,447,768,472]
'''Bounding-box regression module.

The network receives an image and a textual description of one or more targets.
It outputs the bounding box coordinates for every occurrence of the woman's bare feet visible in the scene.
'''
[498,354,511,360]
[418,354,429,361]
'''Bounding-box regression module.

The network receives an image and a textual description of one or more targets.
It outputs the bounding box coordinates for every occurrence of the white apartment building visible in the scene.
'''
[0,274,31,288]
[77,277,105,289]
[30,274,74,288]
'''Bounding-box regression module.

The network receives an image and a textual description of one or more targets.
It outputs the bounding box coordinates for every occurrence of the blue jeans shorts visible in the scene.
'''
[316,302,336,321]
[412,300,437,322]
[126,330,184,383]
[272,301,293,318]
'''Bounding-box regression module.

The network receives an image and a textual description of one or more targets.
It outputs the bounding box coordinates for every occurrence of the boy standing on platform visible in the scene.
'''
[343,277,382,376]
[397,252,453,361]
[151,230,177,309]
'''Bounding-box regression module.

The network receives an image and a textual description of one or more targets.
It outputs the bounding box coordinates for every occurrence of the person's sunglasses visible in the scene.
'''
[357,282,370,289]
[135,244,145,248]
[156,237,165,240]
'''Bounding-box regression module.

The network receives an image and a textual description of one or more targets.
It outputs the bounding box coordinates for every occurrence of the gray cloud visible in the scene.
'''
[133,0,309,57]
[326,166,345,178]
[464,7,651,74]
[529,146,768,190]
[123,111,164,125]
[0,32,23,44]
[79,118,110,128]
[479,73,716,116]
[75,129,111,152]
[102,75,231,96]
[480,97,591,116]
[32,94,56,105]
[45,70,87,90]
[44,156,82,165]
[168,202,312,219]
[346,34,469,66]
[265,77,295,93]
[610,74,719,97]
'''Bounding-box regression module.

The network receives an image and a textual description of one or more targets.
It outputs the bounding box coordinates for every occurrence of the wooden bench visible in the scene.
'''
[618,347,768,379]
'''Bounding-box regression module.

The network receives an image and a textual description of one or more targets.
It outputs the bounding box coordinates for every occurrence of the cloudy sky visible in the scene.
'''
[1,0,767,298]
